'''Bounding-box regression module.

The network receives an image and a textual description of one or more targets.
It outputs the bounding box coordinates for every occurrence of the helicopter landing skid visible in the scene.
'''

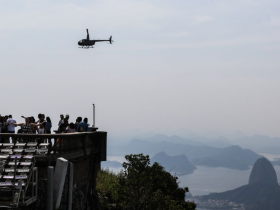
[79,46,94,49]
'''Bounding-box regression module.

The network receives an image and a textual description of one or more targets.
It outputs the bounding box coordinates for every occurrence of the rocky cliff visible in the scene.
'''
[201,158,280,210]
[249,157,278,185]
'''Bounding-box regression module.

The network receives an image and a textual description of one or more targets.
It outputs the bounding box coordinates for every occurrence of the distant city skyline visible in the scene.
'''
[1,0,280,137]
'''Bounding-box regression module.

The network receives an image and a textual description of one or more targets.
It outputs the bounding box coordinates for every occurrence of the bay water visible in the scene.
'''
[105,154,280,196]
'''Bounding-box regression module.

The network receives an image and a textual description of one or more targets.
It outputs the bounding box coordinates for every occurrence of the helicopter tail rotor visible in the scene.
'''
[109,36,114,44]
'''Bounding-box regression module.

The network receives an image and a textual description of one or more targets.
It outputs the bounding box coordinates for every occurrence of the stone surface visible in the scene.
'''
[249,157,278,185]
[201,157,280,210]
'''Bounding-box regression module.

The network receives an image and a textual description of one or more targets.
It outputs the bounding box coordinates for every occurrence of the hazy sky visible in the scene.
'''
[1,0,280,138]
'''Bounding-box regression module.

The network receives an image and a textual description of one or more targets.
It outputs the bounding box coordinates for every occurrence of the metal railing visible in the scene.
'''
[0,132,107,162]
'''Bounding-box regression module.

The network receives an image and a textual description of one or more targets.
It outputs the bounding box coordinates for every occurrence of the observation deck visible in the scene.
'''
[0,131,107,163]
[0,130,107,209]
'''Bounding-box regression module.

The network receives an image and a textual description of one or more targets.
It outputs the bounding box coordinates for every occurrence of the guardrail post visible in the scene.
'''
[47,166,54,210]
[68,162,74,210]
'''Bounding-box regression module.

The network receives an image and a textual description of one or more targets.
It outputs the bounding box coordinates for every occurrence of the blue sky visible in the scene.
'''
[1,0,280,138]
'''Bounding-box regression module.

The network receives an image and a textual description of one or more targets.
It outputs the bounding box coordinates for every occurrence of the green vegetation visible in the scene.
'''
[97,154,196,210]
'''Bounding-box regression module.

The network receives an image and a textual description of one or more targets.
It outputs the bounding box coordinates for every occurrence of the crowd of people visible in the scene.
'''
[0,114,89,143]
[57,114,89,133]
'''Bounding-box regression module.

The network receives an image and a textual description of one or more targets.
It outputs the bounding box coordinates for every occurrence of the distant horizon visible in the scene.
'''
[108,128,280,140]
[2,112,280,139]
[2,111,280,140]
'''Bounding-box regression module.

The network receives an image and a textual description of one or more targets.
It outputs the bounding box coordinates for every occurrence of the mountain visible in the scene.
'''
[144,134,232,148]
[108,139,262,170]
[201,158,280,210]
[201,131,224,139]
[203,140,232,148]
[192,145,260,170]
[249,158,278,185]
[110,139,222,158]
[175,130,231,144]
[229,134,280,153]
[226,130,248,140]
[255,146,280,154]
[109,131,280,154]
[101,161,122,168]
[145,134,205,146]
[271,159,280,166]
[170,132,280,154]
[151,152,196,175]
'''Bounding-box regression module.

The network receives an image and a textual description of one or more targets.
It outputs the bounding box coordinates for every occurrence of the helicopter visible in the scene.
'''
[78,29,113,48]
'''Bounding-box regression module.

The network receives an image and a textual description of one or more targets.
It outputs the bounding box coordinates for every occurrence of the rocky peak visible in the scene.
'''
[249,157,278,185]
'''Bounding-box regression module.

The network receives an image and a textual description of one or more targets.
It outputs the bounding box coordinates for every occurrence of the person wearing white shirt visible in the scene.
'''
[6,115,16,133]
[6,115,16,143]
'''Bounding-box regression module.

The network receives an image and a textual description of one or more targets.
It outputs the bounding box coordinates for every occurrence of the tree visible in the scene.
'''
[97,154,196,210]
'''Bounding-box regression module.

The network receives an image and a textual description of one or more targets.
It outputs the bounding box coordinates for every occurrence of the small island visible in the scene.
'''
[151,151,197,175]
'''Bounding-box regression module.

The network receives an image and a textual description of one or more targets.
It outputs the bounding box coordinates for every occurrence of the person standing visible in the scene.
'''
[13,117,44,143]
[1,116,8,142]
[7,115,16,133]
[36,113,42,124]
[13,117,42,134]
[30,116,38,134]
[59,118,68,133]
[58,114,64,128]
[45,117,52,144]
[75,117,82,131]
[0,116,3,133]
[78,118,88,132]
[0,116,3,143]
[45,117,52,134]
[38,114,46,134]
[65,114,70,122]
[7,115,16,143]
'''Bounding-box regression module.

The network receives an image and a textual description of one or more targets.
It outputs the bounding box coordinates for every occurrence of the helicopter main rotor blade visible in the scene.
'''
[86,29,90,40]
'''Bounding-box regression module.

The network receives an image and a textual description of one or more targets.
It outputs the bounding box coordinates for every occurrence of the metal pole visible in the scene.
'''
[93,104,95,127]
[47,166,54,210]
[13,157,17,184]
[12,157,17,204]
[35,167,38,200]
[68,162,74,210]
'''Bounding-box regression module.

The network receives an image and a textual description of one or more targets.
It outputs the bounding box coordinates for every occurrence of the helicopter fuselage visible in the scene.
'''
[78,39,95,46]
[78,29,113,48]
